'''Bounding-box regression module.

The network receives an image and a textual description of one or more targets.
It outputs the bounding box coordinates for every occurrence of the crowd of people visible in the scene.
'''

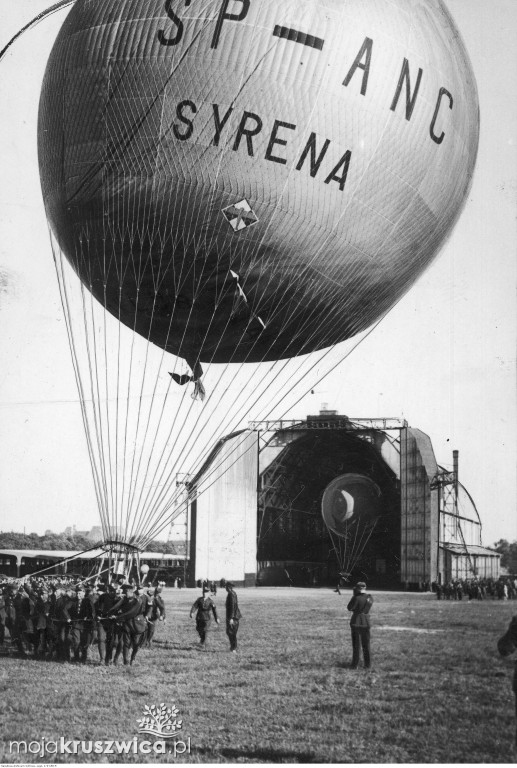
[0,575,241,665]
[432,576,517,601]
[0,575,167,665]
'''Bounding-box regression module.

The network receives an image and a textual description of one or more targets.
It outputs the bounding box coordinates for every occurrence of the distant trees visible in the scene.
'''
[0,532,92,551]
[0,532,182,554]
[493,539,517,572]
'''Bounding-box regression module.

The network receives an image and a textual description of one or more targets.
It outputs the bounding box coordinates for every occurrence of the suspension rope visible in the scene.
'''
[0,0,75,63]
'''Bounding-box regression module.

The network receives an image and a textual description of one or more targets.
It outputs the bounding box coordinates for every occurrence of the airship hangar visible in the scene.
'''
[185,408,499,588]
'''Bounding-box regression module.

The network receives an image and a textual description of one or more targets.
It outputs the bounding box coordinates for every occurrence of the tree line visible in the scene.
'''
[0,532,182,554]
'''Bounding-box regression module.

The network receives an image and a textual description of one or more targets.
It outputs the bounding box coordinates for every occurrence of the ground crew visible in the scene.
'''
[144,586,166,648]
[96,583,118,665]
[190,586,219,649]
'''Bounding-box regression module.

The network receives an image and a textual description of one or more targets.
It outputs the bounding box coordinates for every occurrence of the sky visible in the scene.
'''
[0,0,515,547]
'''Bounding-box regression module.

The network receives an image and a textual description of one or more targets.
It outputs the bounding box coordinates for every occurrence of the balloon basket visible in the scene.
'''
[97,540,144,585]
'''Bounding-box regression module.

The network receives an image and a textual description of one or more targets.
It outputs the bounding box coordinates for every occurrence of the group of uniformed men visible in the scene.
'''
[0,578,165,665]
[0,577,242,665]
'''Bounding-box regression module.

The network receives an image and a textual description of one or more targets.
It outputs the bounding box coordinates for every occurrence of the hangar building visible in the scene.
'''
[184,409,499,588]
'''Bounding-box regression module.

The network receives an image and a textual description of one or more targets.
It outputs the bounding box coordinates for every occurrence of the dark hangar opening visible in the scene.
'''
[257,426,401,587]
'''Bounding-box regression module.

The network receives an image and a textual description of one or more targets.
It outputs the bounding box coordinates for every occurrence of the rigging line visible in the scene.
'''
[78,269,113,533]
[121,258,205,541]
[328,529,343,575]
[125,179,354,500]
[114,157,201,537]
[139,359,289,529]
[347,521,378,575]
[256,504,298,547]
[146,266,353,487]
[99,218,117,536]
[139,429,259,542]
[143,317,373,541]
[127,290,247,529]
[256,315,386,426]
[0,0,75,62]
[140,338,349,532]
[139,430,260,545]
[104,58,128,543]
[50,236,109,533]
[348,514,378,573]
[15,542,105,581]
[145,424,309,546]
[54,250,110,533]
[81,237,115,541]
[118,167,226,533]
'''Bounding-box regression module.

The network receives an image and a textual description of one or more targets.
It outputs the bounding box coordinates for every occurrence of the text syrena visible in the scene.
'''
[157,0,455,147]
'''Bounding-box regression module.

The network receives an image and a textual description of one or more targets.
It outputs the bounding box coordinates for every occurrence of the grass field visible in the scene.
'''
[0,587,516,764]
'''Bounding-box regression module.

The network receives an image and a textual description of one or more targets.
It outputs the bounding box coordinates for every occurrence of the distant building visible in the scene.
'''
[86,526,103,543]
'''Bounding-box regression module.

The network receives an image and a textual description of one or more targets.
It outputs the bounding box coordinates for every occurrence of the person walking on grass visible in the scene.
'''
[190,585,219,649]
[225,582,242,652]
[347,581,373,669]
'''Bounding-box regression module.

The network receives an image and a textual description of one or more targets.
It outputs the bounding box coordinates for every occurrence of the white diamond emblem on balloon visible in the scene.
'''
[222,200,259,232]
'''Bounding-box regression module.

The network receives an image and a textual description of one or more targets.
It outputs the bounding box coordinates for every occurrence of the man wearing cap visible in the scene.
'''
[190,585,219,649]
[225,582,242,652]
[143,585,166,649]
[347,581,373,669]
[77,585,98,663]
[109,583,149,665]
[96,583,118,665]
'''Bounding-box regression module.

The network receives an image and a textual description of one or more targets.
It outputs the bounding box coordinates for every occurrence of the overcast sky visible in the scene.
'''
[0,0,515,547]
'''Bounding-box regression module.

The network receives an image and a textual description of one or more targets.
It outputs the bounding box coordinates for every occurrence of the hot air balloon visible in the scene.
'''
[33,0,479,566]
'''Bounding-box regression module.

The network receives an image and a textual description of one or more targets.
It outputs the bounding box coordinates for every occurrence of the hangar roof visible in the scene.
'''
[440,543,501,558]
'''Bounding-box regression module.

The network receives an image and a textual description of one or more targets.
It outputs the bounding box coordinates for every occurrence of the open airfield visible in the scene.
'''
[0,587,516,764]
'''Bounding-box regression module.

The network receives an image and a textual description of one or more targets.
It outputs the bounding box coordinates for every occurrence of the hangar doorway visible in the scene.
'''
[257,418,401,587]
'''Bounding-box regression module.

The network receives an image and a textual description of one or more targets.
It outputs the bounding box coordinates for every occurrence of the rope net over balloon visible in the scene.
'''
[37,0,479,553]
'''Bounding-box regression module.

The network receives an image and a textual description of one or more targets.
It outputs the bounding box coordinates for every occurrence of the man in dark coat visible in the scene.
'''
[144,586,166,648]
[0,587,7,645]
[109,584,149,665]
[4,586,17,646]
[33,589,52,658]
[347,581,373,669]
[76,585,97,662]
[96,583,118,665]
[13,585,35,657]
[190,586,219,649]
[225,582,241,652]
[53,588,75,661]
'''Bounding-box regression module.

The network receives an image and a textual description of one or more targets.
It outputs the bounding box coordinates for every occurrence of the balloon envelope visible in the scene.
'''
[38,0,479,364]
[321,473,382,538]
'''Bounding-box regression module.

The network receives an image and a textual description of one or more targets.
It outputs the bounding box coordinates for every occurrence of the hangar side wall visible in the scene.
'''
[400,428,439,585]
[193,431,258,586]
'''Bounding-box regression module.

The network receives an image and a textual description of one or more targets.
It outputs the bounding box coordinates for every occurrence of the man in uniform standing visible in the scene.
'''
[190,585,219,649]
[347,581,373,669]
[225,582,241,652]
[144,585,166,648]
[96,583,118,665]
[109,583,149,666]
